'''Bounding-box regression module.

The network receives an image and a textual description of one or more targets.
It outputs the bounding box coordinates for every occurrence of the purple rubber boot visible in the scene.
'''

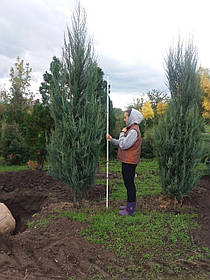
[119,201,129,210]
[118,202,136,216]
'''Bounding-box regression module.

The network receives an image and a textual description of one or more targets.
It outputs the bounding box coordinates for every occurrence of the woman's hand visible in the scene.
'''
[106,134,112,142]
[122,127,127,133]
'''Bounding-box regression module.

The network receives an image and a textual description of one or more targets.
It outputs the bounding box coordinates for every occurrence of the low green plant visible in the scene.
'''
[27,220,35,228]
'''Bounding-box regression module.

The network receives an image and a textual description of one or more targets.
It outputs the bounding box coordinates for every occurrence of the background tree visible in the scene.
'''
[147,89,169,109]
[154,39,203,202]
[0,58,33,164]
[199,67,210,121]
[156,102,168,116]
[141,100,154,120]
[0,88,7,139]
[47,4,105,201]
[4,57,33,125]
[0,122,29,165]
[147,89,169,123]
[127,90,170,134]
[20,100,54,169]
[127,97,144,111]
[198,68,210,165]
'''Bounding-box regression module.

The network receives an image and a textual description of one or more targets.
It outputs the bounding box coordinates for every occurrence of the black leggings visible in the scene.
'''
[122,162,137,202]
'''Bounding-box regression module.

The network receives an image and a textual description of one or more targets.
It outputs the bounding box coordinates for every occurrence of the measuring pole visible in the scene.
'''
[106,76,110,208]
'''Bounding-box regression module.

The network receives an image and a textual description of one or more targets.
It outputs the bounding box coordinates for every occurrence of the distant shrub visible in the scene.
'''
[141,128,155,159]
[0,123,29,165]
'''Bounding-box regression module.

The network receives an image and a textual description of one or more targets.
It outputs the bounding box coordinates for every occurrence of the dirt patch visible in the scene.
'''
[184,175,210,247]
[0,170,110,234]
[0,170,121,279]
[0,213,121,280]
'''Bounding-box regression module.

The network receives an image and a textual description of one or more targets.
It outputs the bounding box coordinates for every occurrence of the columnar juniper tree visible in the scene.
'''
[40,57,116,158]
[47,4,104,201]
[154,40,203,202]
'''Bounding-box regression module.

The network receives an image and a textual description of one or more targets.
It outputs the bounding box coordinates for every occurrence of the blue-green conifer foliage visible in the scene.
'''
[47,5,104,201]
[154,40,203,201]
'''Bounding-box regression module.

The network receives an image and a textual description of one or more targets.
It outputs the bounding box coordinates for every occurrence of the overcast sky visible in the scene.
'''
[0,0,209,109]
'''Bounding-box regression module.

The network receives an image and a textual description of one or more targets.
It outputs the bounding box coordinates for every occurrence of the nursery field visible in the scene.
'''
[1,2,210,279]
[0,159,210,280]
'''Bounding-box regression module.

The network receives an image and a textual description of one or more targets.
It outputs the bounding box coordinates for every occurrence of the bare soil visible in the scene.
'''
[0,169,210,279]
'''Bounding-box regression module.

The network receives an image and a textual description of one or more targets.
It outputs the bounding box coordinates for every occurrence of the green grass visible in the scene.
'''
[82,210,199,255]
[98,159,162,201]
[51,206,209,279]
[53,209,88,222]
[98,158,208,201]
[0,161,48,173]
[0,164,29,172]
[27,217,50,229]
[205,124,210,134]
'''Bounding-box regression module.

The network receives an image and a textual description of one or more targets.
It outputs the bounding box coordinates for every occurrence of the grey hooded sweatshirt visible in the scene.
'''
[111,108,144,150]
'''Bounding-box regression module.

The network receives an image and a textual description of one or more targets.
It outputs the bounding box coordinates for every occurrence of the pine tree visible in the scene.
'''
[46,4,104,201]
[154,40,203,202]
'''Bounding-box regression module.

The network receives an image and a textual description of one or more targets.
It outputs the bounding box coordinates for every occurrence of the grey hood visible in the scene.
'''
[127,108,144,127]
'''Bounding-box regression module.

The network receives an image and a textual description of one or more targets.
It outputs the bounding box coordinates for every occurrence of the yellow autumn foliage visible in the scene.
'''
[203,111,210,119]
[141,100,154,120]
[199,67,210,119]
[157,102,168,115]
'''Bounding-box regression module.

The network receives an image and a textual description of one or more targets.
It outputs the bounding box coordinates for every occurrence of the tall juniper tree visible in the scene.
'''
[40,57,116,157]
[154,40,203,202]
[46,4,105,201]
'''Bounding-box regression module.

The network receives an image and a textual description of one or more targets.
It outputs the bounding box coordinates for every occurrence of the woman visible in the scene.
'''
[106,108,143,216]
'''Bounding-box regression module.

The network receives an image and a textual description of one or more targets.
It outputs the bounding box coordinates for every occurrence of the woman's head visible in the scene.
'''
[124,109,131,125]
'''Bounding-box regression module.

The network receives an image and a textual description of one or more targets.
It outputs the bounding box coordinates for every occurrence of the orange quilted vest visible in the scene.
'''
[117,124,141,164]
